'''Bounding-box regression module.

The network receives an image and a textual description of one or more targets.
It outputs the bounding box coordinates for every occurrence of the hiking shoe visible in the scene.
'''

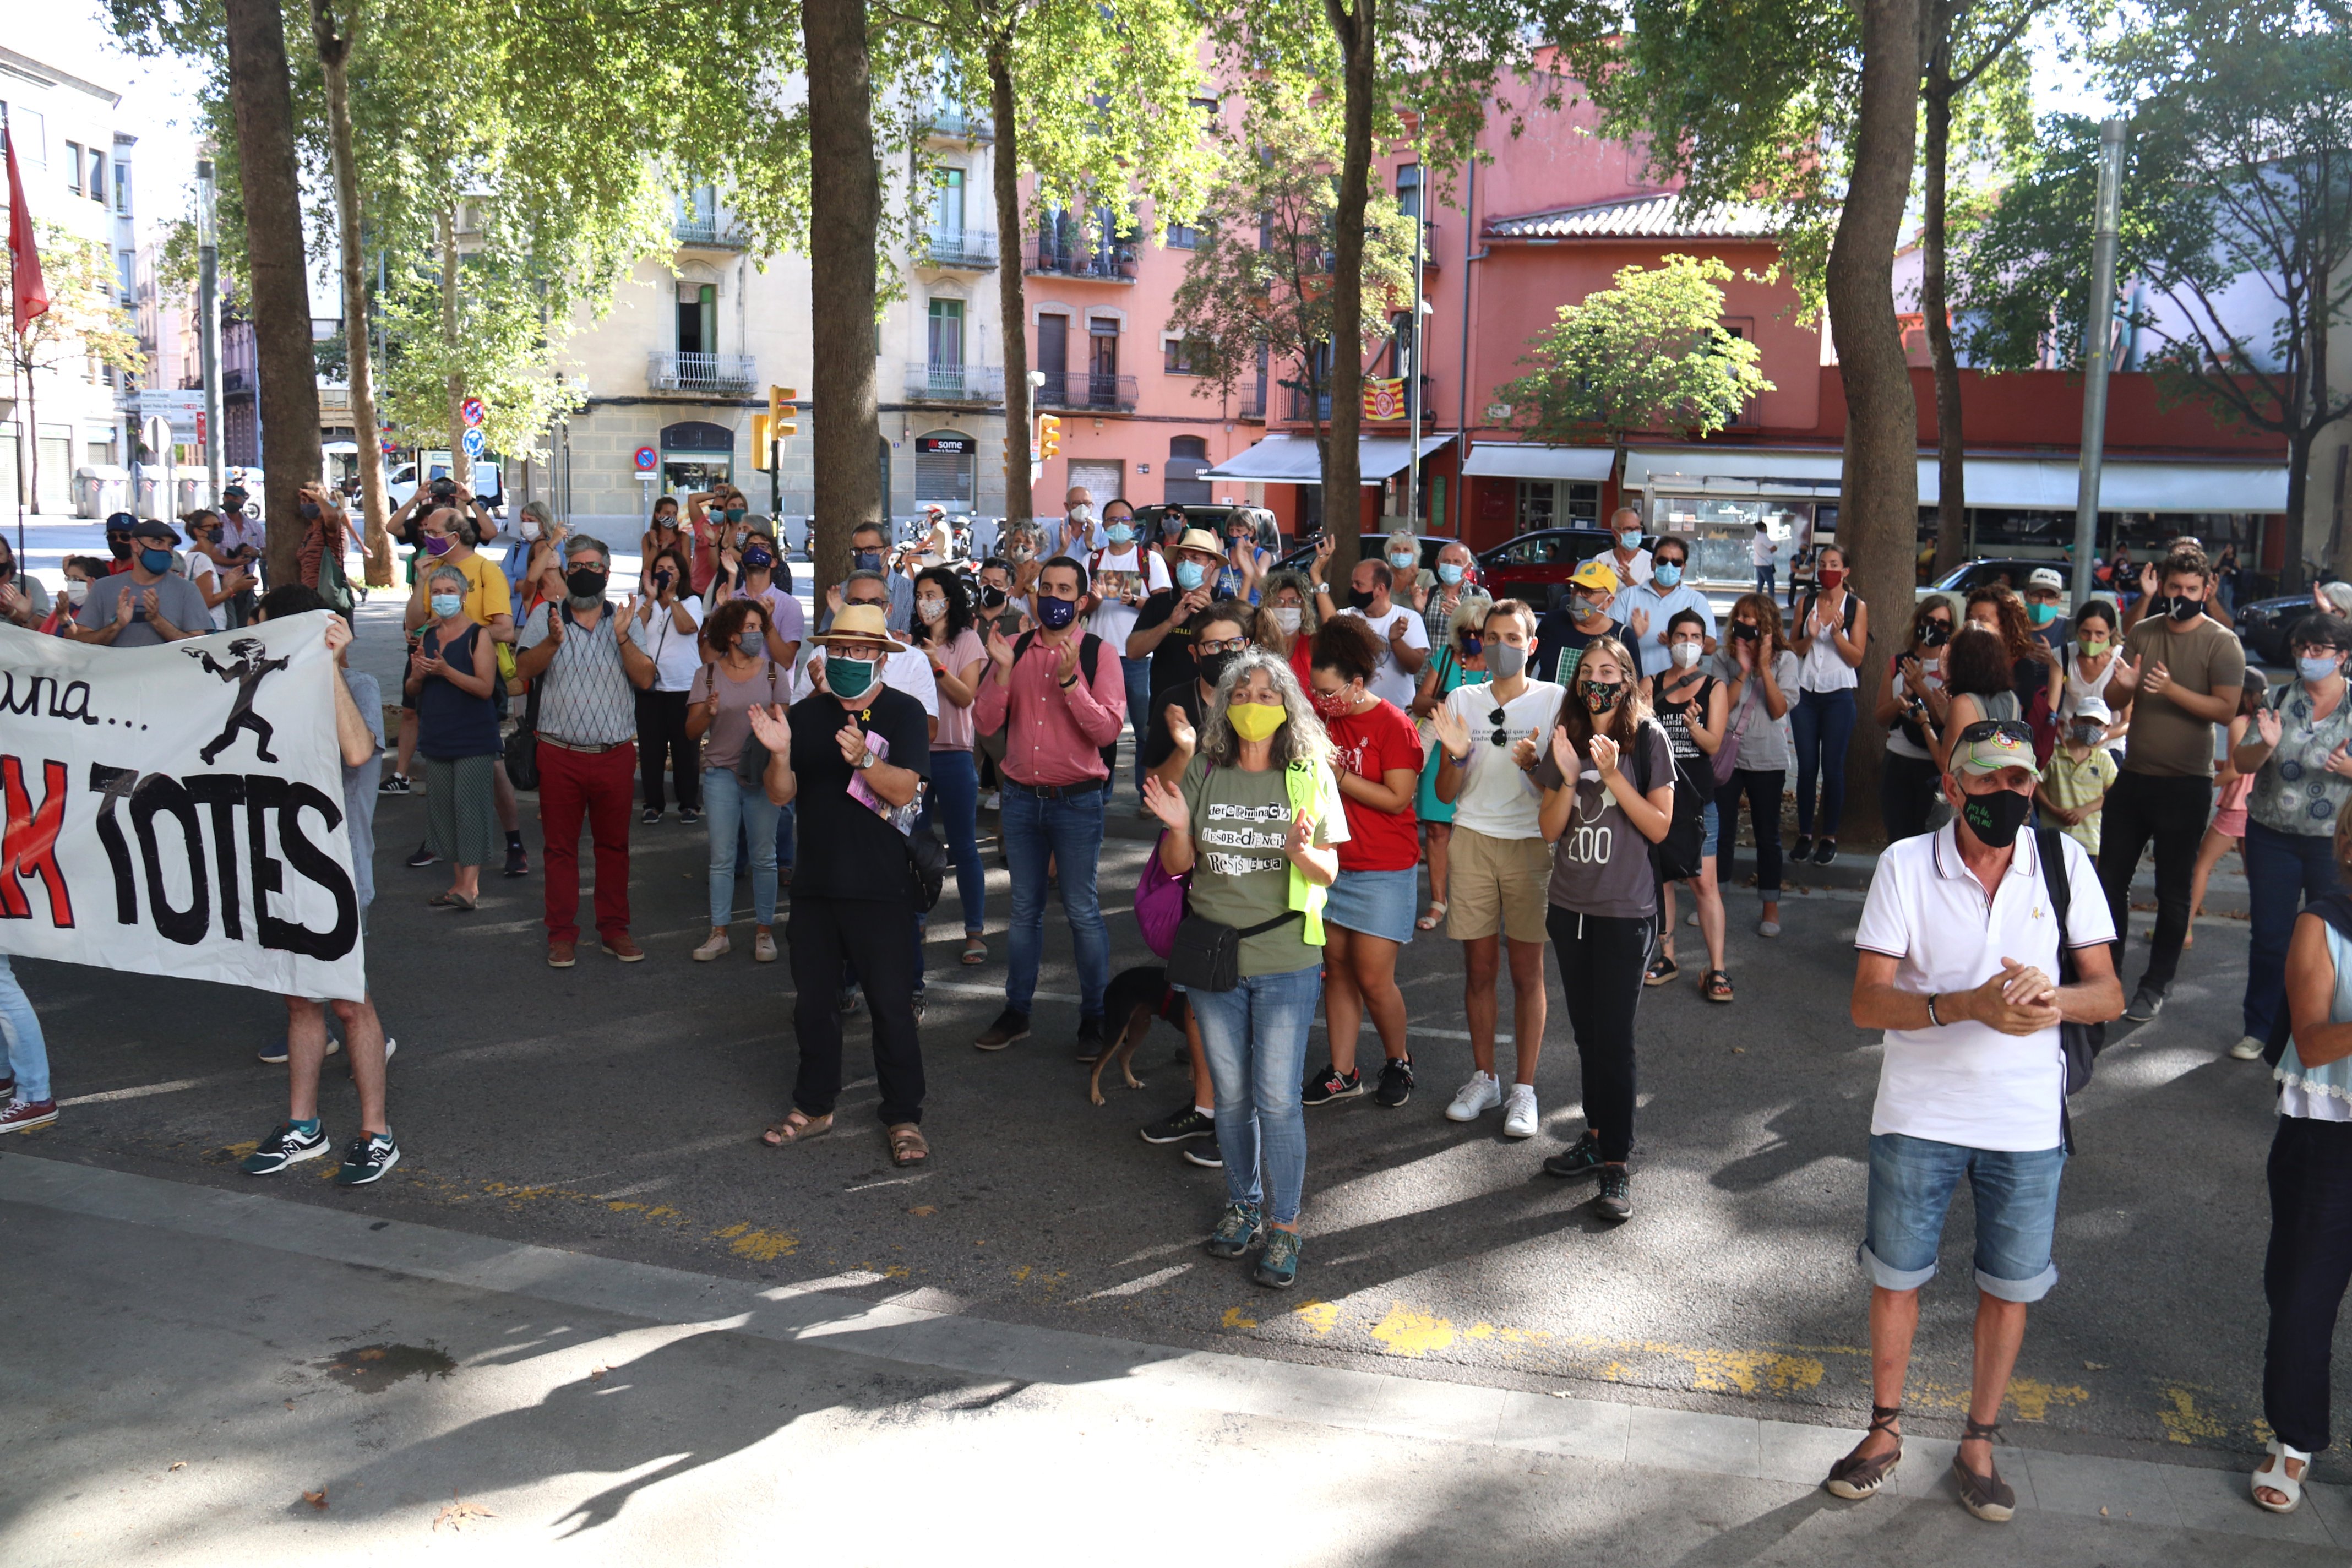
[241,1120,330,1174]
[334,1131,401,1186]
[378,773,412,794]
[1181,1139,1224,1169]
[1205,1201,1263,1259]
[1502,1084,1540,1139]
[1254,1228,1303,1289]
[1374,1057,1415,1108]
[0,1097,58,1133]
[404,841,437,868]
[1543,1130,1605,1180]
[1594,1166,1633,1221]
[1300,1063,1363,1107]
[601,932,645,962]
[2230,1034,2267,1061]
[1445,1070,1501,1123]
[548,940,577,969]
[693,930,732,962]
[2124,986,2164,1022]
[1141,1105,1214,1144]
[257,1035,342,1065]
[502,844,530,878]
[974,1009,1030,1051]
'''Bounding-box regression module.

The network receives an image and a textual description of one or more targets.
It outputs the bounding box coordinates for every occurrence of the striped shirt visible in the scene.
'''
[520,599,639,747]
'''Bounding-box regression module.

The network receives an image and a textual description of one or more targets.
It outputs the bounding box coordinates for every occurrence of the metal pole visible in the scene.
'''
[1404,155,1425,531]
[197,158,225,502]
[2070,118,2127,607]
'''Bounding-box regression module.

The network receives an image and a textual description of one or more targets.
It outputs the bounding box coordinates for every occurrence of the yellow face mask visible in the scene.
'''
[1229,701,1288,743]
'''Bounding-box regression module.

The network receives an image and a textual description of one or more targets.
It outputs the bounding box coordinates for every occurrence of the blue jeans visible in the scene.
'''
[0,953,51,1103]
[2245,819,2345,1042]
[1756,566,1776,597]
[703,766,780,926]
[1789,687,1858,837]
[1120,656,1154,800]
[1001,783,1109,1018]
[1191,963,1323,1226]
[1860,1131,2066,1302]
[918,748,987,935]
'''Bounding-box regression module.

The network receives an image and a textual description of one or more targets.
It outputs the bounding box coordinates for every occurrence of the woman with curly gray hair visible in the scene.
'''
[1143,646,1347,1291]
[1258,568,1319,687]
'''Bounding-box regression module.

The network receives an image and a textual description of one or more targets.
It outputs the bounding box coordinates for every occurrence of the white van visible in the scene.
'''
[388,453,505,512]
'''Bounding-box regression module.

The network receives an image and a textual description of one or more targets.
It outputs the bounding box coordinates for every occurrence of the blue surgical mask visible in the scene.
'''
[853,549,883,572]
[1104,522,1134,546]
[1388,552,1417,571]
[1652,563,1682,589]
[2300,654,2341,683]
[744,546,774,570]
[1618,530,1642,550]
[724,506,747,524]
[1174,560,1206,591]
[431,592,462,618]
[1037,594,1079,630]
[1436,562,1464,585]
[140,547,173,574]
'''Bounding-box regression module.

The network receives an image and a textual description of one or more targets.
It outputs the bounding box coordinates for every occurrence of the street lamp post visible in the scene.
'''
[2070,118,2127,607]
[197,158,225,503]
[1403,173,1427,532]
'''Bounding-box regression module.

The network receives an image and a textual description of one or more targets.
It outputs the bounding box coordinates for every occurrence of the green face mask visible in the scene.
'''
[826,653,878,700]
[2029,602,2058,626]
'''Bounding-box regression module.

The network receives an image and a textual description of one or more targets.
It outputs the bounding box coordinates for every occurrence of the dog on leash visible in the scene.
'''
[1084,965,1190,1105]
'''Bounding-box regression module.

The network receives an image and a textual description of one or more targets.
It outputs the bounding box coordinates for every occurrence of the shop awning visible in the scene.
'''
[1460,444,1616,482]
[1623,444,2290,514]
[1620,446,1844,500]
[1203,433,1455,486]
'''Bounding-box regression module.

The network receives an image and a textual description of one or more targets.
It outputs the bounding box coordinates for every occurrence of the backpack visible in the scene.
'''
[2035,827,2108,1150]
[1014,628,1103,687]
[1798,588,1859,643]
[1630,719,1706,883]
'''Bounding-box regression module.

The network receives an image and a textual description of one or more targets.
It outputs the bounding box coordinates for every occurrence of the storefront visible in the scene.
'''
[1458,444,1617,545]
[661,420,736,495]
[1201,432,1456,537]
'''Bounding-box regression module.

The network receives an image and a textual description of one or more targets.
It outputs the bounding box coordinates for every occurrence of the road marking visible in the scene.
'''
[1083,1264,1193,1299]
[61,1074,243,1107]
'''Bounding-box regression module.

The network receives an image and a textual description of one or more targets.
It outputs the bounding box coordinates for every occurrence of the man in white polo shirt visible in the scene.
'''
[1825,716,2122,1524]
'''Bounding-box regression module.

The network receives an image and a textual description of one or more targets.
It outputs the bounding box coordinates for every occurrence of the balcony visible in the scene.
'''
[917,227,999,270]
[1025,239,1139,283]
[904,361,1005,402]
[1286,374,1435,423]
[1236,388,1268,421]
[673,216,746,250]
[1035,371,1140,413]
[921,105,994,143]
[647,351,758,396]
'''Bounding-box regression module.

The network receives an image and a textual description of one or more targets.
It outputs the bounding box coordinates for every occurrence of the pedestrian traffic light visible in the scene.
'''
[771,385,797,440]
[1038,413,1061,459]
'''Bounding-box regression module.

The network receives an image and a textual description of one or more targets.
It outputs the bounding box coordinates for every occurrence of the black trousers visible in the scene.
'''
[1714,767,1785,897]
[2096,771,2211,995]
[788,894,925,1126]
[2266,1115,2352,1453]
[635,689,700,813]
[1547,905,1654,1163]
[1879,749,1943,845]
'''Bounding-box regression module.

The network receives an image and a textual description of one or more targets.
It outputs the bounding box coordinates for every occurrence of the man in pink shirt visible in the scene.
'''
[973,554,1128,1054]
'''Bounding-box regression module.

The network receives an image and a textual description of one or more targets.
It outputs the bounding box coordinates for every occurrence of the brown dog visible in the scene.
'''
[1082,965,1190,1105]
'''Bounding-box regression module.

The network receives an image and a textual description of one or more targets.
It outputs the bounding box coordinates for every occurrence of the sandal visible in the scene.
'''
[961,934,988,966]
[760,1110,832,1147]
[428,890,477,911]
[1822,1405,1902,1500]
[1702,969,1734,1003]
[1951,1417,2016,1522]
[1645,953,1679,987]
[2253,1437,2310,1513]
[886,1123,929,1168]
[1416,900,1447,932]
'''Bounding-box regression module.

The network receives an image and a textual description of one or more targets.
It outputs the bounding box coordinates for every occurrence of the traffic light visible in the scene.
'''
[769,385,797,440]
[1037,413,1061,459]
[750,415,771,465]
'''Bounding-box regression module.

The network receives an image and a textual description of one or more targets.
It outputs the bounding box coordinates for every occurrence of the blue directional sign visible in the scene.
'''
[461,426,486,459]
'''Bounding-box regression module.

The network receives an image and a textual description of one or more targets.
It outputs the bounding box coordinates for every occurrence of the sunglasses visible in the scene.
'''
[1955,718,2035,747]
[1487,706,1511,748]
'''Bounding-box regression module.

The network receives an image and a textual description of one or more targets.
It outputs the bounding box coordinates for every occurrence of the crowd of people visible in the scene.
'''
[8,492,2352,1524]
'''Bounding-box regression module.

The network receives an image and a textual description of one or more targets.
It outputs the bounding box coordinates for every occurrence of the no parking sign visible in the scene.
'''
[634,447,658,472]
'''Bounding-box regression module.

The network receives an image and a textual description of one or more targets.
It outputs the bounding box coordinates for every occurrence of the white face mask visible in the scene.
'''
[916,598,946,623]
[1271,606,1302,635]
[1670,640,1702,668]
[520,519,541,541]
[65,579,89,605]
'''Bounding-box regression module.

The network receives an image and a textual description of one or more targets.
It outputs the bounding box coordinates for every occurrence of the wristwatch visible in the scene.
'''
[856,746,877,771]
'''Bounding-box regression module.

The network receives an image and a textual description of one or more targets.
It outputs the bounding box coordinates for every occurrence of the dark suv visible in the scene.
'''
[1476,528,1629,610]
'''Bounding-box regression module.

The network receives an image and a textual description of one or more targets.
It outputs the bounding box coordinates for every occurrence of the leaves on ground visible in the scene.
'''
[589,1366,608,1382]
[908,1205,938,1216]
[303,1487,329,1511]
[166,1461,186,1472]
[434,1497,495,1531]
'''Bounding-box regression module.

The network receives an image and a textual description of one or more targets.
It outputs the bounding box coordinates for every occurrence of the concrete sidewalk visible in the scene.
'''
[1,1152,2339,1566]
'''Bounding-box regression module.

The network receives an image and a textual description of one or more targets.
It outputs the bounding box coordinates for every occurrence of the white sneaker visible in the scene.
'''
[1757,918,1782,938]
[1446,1071,1501,1123]
[2229,1035,2267,1061]
[1502,1084,1539,1139]
[694,929,732,962]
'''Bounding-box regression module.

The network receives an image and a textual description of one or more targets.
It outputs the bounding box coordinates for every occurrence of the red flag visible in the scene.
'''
[6,115,48,335]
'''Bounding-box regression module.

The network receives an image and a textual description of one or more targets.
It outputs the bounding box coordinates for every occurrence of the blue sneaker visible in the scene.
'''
[1205,1201,1262,1259]
[241,1120,330,1174]
[1254,1228,1303,1289]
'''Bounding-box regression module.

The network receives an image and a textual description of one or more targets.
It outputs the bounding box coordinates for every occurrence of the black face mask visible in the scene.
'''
[979,584,1008,610]
[1346,587,1377,613]
[1196,649,1235,688]
[1732,622,1761,643]
[1961,786,2033,848]
[298,501,321,520]
[1922,620,1951,648]
[2166,594,2203,624]
[108,536,134,561]
[565,568,609,601]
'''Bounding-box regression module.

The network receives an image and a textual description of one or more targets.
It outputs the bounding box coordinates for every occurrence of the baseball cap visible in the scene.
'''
[2027,567,2065,592]
[1950,718,2040,778]
[221,483,248,498]
[128,518,177,543]
[2070,696,2113,726]
[104,510,137,533]
[1571,558,1619,594]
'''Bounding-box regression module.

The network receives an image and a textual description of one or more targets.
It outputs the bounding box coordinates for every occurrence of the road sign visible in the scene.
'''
[461,396,486,428]
[195,413,208,447]
[461,426,486,459]
[139,389,205,442]
[634,446,658,472]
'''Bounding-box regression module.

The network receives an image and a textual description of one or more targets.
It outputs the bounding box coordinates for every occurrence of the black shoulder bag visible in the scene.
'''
[1163,766,1300,991]
[2036,827,2108,1151]
[732,662,785,787]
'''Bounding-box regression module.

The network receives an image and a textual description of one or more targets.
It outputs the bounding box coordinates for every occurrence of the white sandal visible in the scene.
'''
[2252,1438,2310,1513]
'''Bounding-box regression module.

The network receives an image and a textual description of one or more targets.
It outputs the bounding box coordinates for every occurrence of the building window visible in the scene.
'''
[927,297,964,369]
[114,161,129,214]
[3,107,43,166]
[1516,480,1600,529]
[64,141,81,194]
[1389,311,1414,379]
[1164,221,1199,249]
[1166,435,1211,506]
[1396,164,1422,221]
[930,167,965,235]
[88,148,105,204]
[1191,96,1221,130]
[676,282,716,354]
[117,250,133,302]
[1163,336,1209,375]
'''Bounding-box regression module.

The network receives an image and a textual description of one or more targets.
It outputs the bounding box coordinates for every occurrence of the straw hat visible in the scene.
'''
[812,602,907,652]
[1173,528,1224,558]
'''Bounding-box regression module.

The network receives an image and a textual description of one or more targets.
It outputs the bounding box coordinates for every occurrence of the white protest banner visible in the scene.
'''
[0,612,368,1001]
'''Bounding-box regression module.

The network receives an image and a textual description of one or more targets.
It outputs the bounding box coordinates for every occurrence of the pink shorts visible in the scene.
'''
[2214,803,2248,839]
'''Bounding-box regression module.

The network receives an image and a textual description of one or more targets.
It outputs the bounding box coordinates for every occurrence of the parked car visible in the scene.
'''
[1134,503,1282,556]
[1271,532,1468,587]
[2234,592,2325,667]
[388,454,505,513]
[1476,527,1629,611]
[1918,557,2076,611]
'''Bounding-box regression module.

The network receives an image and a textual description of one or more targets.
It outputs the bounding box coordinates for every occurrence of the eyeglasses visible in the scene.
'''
[1196,636,1249,655]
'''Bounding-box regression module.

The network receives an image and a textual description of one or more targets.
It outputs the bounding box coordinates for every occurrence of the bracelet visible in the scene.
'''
[1059,676,1079,690]
[1925,992,1944,1027]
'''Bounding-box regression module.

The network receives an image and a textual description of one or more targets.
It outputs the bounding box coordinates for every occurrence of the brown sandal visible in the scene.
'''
[1951,1417,2016,1522]
[1822,1406,1902,1500]
[760,1110,832,1147]
[886,1123,929,1168]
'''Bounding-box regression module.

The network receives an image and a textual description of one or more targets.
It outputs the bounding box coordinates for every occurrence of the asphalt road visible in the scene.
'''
[3,561,2307,1487]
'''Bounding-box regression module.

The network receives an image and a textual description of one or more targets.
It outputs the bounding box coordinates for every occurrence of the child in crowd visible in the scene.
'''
[2184,669,2269,946]
[2039,695,2120,855]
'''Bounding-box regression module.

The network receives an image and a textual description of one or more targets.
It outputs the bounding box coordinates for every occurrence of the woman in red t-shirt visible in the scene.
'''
[1300,615,1426,1108]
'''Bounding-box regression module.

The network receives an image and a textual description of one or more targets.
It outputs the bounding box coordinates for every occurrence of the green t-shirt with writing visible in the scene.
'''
[1180,754,1343,977]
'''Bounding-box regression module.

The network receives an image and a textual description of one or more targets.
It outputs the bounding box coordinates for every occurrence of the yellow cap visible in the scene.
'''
[1571,558,1620,593]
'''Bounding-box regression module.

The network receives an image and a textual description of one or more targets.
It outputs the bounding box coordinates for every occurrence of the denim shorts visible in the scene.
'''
[1322,867,1418,945]
[1859,1131,2066,1302]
